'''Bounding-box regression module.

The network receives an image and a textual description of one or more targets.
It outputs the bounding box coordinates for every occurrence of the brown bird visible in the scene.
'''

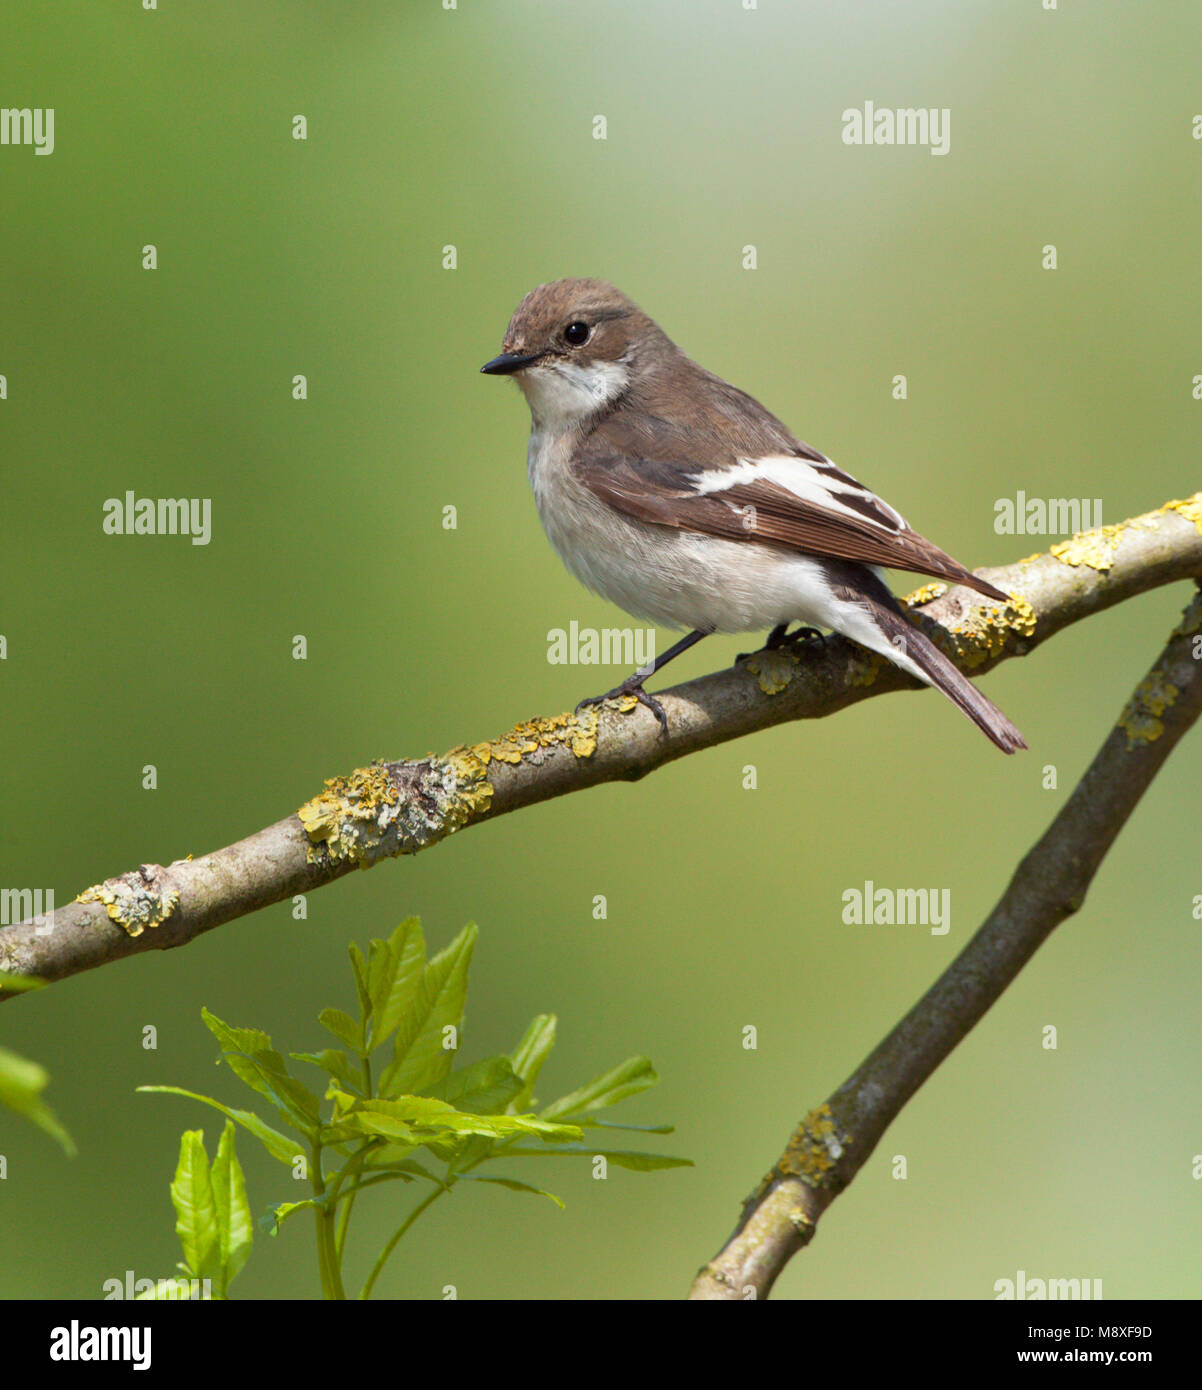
[482,278,1025,753]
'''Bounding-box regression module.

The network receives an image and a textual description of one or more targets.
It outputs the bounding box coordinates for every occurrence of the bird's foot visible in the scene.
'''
[737,624,827,663]
[577,675,669,736]
[767,622,826,650]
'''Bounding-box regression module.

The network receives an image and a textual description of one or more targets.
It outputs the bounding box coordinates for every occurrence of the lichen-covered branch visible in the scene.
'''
[688,585,1202,1300]
[2,494,1200,996]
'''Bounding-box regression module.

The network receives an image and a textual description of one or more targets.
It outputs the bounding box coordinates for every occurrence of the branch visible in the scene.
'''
[688,584,1202,1299]
[2,495,1200,995]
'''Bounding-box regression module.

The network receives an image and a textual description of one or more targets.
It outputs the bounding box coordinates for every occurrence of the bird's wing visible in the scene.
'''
[573,435,1009,602]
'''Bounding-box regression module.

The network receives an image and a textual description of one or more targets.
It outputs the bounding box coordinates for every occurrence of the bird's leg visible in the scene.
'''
[737,623,827,663]
[576,628,711,736]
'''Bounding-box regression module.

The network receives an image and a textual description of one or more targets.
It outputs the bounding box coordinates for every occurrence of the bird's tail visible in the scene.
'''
[846,576,1027,755]
[898,622,1027,753]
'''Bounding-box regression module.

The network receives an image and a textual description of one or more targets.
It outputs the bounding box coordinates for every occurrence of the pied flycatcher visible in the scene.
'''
[481,278,1025,754]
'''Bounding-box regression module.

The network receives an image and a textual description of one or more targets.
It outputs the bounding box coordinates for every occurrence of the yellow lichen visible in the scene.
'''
[743,647,801,695]
[929,591,1037,670]
[1165,492,1202,536]
[297,762,401,866]
[900,578,1037,669]
[1049,524,1128,572]
[1118,670,1180,747]
[452,707,602,767]
[299,711,603,868]
[436,745,495,822]
[77,870,179,938]
[902,581,948,608]
[776,1103,848,1189]
[846,650,885,687]
[298,758,460,867]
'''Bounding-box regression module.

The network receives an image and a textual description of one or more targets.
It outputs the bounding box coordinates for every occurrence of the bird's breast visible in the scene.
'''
[527,426,676,619]
[527,429,611,577]
[525,427,830,633]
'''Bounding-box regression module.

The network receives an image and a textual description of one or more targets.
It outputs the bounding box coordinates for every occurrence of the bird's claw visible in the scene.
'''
[577,678,669,737]
[767,623,826,651]
[737,624,827,663]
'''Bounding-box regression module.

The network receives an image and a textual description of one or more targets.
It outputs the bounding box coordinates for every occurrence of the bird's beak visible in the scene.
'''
[480,350,546,375]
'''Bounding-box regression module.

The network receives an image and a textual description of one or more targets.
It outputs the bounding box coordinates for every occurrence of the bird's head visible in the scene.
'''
[481,278,667,428]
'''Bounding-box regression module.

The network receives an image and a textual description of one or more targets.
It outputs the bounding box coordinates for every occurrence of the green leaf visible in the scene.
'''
[200,1008,274,1062]
[344,1094,456,1145]
[210,1121,252,1289]
[574,1117,675,1134]
[364,937,390,1039]
[325,1081,356,1115]
[347,941,372,1024]
[318,1007,364,1056]
[594,1150,693,1171]
[200,1008,321,1134]
[359,1150,446,1180]
[138,1087,303,1167]
[334,1166,431,1202]
[443,1112,580,1141]
[369,918,427,1049]
[346,1111,416,1144]
[316,1120,366,1148]
[436,1056,522,1116]
[444,1133,495,1174]
[318,1083,374,1145]
[540,1057,658,1121]
[497,1144,693,1171]
[0,1044,75,1155]
[347,1095,580,1151]
[0,972,45,995]
[457,1173,564,1207]
[509,1014,556,1112]
[290,1049,357,1091]
[261,1198,322,1236]
[171,1131,222,1290]
[377,923,477,1098]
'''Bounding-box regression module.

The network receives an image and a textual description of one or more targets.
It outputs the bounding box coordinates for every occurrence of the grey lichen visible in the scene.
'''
[297,711,602,869]
[297,758,478,868]
[76,864,179,938]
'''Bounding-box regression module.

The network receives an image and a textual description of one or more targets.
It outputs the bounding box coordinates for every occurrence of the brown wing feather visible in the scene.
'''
[580,459,1009,603]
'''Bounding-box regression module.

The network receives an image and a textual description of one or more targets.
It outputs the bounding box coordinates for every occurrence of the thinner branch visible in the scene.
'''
[688,585,1202,1300]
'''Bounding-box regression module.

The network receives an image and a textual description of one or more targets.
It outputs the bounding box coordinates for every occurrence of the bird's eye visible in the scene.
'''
[563,321,590,346]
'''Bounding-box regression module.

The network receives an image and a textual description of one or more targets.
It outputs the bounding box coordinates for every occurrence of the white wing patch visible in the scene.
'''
[690,454,908,532]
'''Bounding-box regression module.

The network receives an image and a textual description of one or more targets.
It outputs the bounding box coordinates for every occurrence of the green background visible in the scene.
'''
[3,0,1200,1300]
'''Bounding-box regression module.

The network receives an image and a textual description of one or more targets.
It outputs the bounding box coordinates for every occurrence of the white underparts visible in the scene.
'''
[517,359,630,430]
[528,428,920,662]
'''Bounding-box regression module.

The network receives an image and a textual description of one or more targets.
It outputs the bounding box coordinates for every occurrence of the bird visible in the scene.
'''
[481,278,1026,754]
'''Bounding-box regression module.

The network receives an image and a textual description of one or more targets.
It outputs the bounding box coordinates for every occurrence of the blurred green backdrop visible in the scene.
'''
[3,0,1200,1300]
